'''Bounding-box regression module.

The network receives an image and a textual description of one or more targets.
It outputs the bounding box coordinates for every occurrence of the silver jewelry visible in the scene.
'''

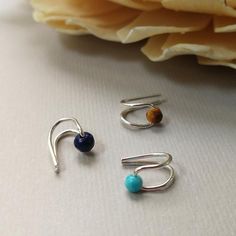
[48,117,95,173]
[120,94,165,129]
[122,152,175,193]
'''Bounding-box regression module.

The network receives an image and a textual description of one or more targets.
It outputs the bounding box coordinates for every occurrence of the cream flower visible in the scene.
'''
[31,0,236,69]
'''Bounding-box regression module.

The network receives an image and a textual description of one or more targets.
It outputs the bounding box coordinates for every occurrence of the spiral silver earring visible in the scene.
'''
[122,152,175,193]
[48,117,95,173]
[120,94,166,129]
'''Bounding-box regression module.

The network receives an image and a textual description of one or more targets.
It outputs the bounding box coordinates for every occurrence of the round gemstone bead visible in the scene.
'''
[146,107,163,124]
[125,174,143,193]
[74,132,95,152]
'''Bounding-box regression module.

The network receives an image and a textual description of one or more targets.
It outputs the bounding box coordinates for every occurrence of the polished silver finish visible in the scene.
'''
[120,104,155,129]
[122,152,175,192]
[120,94,163,107]
[48,117,84,173]
[120,94,165,129]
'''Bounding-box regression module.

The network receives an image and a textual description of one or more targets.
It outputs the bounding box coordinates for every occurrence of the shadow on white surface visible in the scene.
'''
[59,35,236,88]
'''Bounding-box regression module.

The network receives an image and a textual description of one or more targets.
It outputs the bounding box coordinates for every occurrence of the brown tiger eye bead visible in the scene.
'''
[146,107,163,124]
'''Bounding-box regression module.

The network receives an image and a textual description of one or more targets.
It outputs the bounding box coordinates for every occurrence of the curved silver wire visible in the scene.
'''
[121,152,175,192]
[120,94,163,107]
[121,104,155,129]
[140,165,174,192]
[120,94,165,129]
[48,117,84,173]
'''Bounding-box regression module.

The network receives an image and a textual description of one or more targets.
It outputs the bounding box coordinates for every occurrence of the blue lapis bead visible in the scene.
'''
[74,132,95,152]
[125,174,143,193]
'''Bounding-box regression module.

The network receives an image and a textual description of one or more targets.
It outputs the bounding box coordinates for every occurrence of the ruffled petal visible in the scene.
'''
[142,26,236,61]
[117,9,211,43]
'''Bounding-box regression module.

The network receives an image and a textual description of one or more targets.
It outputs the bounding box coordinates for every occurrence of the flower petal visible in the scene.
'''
[161,0,236,17]
[118,9,211,43]
[198,56,236,69]
[142,26,236,61]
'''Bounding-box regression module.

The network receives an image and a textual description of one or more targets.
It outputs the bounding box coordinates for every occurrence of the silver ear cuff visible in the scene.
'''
[120,94,165,129]
[122,152,175,193]
[48,117,95,173]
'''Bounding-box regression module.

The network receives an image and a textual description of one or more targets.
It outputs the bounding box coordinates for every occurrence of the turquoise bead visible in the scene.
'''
[125,174,143,193]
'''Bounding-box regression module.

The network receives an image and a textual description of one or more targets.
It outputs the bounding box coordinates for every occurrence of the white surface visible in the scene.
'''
[0,2,236,236]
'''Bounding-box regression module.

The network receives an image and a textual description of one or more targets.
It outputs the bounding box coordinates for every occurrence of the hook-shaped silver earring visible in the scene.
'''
[48,117,95,173]
[120,94,166,129]
[121,152,175,193]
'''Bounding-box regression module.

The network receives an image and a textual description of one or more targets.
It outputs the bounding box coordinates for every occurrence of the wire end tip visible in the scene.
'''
[54,165,60,174]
